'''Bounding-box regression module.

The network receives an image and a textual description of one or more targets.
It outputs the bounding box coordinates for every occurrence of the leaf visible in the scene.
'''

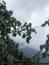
[17,21,21,27]
[21,27,26,31]
[41,21,49,27]
[26,25,29,30]
[26,36,31,43]
[18,30,21,36]
[44,21,48,25]
[6,28,11,33]
[47,34,49,38]
[42,53,46,58]
[41,24,45,27]
[28,23,32,28]
[45,44,49,51]
[40,45,45,50]
[13,32,16,36]
[27,29,31,36]
[21,22,27,30]
[22,33,26,38]
[22,22,27,27]
[31,28,36,34]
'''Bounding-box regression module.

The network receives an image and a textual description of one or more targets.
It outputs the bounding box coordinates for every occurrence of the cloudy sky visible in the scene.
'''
[4,0,49,50]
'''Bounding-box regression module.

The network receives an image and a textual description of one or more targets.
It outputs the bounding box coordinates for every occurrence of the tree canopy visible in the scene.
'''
[0,1,49,65]
[0,1,37,65]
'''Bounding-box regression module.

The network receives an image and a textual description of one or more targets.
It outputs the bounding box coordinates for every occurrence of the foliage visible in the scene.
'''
[1,0,49,65]
[31,19,49,62]
[0,1,37,65]
[39,19,49,59]
[31,19,49,63]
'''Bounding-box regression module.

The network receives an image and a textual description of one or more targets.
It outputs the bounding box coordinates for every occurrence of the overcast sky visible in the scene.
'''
[4,0,49,50]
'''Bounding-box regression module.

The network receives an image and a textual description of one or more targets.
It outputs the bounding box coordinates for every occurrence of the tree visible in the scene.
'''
[31,19,49,64]
[1,0,49,65]
[39,20,49,59]
[0,1,36,65]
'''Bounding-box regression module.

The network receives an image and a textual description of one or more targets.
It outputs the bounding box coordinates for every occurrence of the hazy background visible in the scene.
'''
[4,0,49,50]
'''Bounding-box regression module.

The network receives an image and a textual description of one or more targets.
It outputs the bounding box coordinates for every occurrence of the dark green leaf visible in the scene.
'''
[40,45,44,50]
[27,29,31,36]
[28,23,32,28]
[42,53,46,58]
[22,33,26,38]
[18,30,21,36]
[31,28,36,34]
[26,36,31,43]
[13,32,16,36]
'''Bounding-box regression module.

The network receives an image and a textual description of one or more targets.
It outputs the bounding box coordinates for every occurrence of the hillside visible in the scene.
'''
[19,46,38,58]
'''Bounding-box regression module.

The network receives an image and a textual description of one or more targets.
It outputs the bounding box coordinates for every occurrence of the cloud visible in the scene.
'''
[29,4,49,27]
[28,5,49,49]
[4,0,49,22]
[4,0,49,49]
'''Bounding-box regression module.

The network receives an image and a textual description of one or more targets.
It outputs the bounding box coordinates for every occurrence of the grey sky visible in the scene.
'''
[4,0,49,50]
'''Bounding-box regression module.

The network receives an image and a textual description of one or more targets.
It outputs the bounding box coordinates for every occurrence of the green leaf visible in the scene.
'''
[31,28,36,34]
[22,33,26,38]
[6,28,11,33]
[28,23,32,28]
[18,30,21,36]
[44,21,48,25]
[26,25,29,30]
[22,22,27,27]
[26,36,31,43]
[27,29,31,36]
[41,24,45,27]
[17,21,21,27]
[45,44,49,51]
[42,53,46,58]
[41,21,49,27]
[13,32,16,36]
[40,45,44,50]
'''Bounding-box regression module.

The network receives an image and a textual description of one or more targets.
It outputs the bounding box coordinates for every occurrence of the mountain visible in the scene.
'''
[40,56,49,63]
[19,46,38,58]
[19,46,49,63]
